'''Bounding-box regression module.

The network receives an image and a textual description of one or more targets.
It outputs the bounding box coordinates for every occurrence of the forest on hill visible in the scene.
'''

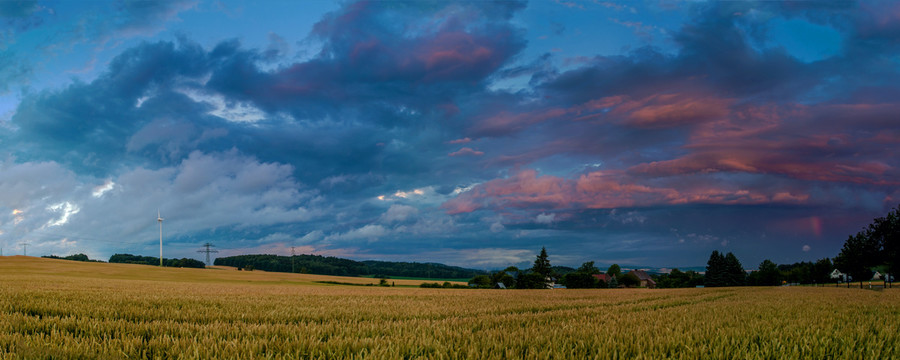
[214,254,489,279]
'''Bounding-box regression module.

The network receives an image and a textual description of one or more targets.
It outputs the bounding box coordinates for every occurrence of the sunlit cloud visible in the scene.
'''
[92,180,116,198]
[177,89,267,123]
[45,202,80,227]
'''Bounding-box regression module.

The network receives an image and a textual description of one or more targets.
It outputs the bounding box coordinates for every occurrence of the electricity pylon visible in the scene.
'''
[197,242,218,266]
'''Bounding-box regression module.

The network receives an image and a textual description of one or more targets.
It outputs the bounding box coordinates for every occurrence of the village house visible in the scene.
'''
[627,270,657,289]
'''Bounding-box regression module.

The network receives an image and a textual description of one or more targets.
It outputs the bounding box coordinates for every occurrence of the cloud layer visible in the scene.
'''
[1,1,898,269]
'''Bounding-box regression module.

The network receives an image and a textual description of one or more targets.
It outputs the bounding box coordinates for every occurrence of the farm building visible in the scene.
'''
[592,273,612,284]
[627,270,657,289]
[830,269,843,279]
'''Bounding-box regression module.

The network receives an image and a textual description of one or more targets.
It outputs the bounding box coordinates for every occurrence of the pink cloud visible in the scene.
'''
[443,169,811,215]
[473,108,568,137]
[412,31,509,83]
[448,137,471,144]
[449,147,484,157]
[625,101,900,185]
[469,92,731,138]
[625,94,732,128]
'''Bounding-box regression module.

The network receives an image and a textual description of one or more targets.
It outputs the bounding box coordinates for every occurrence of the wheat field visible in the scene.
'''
[1,256,897,359]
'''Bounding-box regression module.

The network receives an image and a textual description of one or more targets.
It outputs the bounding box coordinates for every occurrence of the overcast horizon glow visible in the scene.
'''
[1,0,898,270]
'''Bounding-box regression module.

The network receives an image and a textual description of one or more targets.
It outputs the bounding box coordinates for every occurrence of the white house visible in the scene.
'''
[830,269,844,279]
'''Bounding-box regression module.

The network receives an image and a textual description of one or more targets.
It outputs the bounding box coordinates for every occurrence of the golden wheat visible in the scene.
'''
[1,256,897,359]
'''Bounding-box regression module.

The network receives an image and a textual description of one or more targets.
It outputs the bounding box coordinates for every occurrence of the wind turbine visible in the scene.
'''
[158,209,164,267]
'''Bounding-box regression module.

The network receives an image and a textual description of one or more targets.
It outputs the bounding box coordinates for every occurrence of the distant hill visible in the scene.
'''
[215,254,489,279]
[551,265,577,275]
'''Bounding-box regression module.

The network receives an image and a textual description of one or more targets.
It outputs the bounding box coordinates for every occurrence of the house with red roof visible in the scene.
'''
[592,273,612,284]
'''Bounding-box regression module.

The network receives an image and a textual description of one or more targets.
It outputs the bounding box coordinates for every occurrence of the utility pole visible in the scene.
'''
[19,241,28,256]
[291,246,296,273]
[197,242,218,266]
[158,210,164,267]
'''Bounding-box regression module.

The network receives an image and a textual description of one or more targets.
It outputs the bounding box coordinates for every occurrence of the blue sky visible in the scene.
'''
[1,0,898,270]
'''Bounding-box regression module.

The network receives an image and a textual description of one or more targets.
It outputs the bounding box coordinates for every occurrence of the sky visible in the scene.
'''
[0,0,898,270]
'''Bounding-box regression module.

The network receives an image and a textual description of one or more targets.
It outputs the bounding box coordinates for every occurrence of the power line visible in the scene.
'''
[19,241,29,256]
[197,242,218,266]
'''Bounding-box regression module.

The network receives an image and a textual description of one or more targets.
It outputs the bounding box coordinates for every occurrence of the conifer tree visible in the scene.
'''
[723,252,746,286]
[705,250,726,287]
[532,247,552,278]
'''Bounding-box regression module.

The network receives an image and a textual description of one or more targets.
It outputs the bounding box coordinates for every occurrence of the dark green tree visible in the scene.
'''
[705,251,725,287]
[561,261,603,288]
[606,264,621,278]
[577,261,600,275]
[532,247,552,279]
[654,268,705,288]
[834,205,900,281]
[723,252,746,286]
[834,233,878,281]
[490,270,515,288]
[811,258,834,284]
[869,206,899,276]
[620,272,640,287]
[608,275,619,288]
[516,272,548,289]
[562,272,597,288]
[468,275,492,288]
[756,259,781,286]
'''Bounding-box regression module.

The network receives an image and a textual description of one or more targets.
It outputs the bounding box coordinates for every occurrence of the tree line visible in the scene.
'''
[467,246,841,289]
[214,254,489,279]
[694,204,899,287]
[109,253,206,268]
[42,253,102,262]
[467,247,650,289]
[466,214,895,290]
[833,205,898,282]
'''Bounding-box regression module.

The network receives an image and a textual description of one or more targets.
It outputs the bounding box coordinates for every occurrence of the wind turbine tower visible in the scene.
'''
[158,210,164,267]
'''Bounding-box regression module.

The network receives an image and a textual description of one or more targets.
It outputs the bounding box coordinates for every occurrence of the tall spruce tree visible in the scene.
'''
[705,250,726,287]
[532,247,552,278]
[723,252,746,286]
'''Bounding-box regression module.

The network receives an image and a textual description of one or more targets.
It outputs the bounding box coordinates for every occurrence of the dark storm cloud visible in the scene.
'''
[6,40,213,173]
[3,0,899,268]
[206,0,527,124]
[6,0,531,190]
